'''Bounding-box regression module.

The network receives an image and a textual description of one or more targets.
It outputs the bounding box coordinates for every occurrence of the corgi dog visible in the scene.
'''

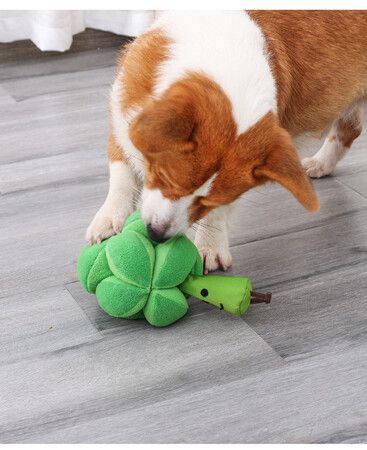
[86,11,367,272]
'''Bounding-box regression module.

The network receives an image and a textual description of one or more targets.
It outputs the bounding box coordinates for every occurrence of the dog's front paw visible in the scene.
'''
[86,202,133,244]
[302,157,334,178]
[195,239,233,274]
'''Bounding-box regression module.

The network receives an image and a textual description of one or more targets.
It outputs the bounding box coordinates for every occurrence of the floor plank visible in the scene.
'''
[337,174,367,199]
[1,65,115,102]
[0,86,108,126]
[0,310,283,443]
[0,148,107,194]
[228,208,367,289]
[244,261,367,358]
[0,287,100,365]
[0,86,16,105]
[228,176,367,247]
[0,180,107,297]
[0,47,118,82]
[15,344,366,444]
[0,99,108,164]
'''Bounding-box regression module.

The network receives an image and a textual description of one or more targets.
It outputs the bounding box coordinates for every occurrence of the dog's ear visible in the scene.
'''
[129,91,195,156]
[254,126,320,212]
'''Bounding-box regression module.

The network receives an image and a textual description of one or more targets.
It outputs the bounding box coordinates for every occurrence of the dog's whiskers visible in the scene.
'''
[197,220,222,233]
[192,221,216,240]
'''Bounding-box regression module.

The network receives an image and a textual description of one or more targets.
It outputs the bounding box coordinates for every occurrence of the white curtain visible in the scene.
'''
[0,10,155,52]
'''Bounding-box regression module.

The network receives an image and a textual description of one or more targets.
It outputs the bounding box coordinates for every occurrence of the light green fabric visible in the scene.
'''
[77,211,203,327]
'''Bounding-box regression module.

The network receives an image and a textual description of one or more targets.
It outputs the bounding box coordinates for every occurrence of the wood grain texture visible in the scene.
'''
[0,287,100,365]
[227,176,367,247]
[22,344,366,444]
[2,66,114,102]
[0,29,130,64]
[0,181,107,297]
[0,311,283,443]
[0,92,108,164]
[0,148,107,194]
[0,86,16,105]
[334,139,367,198]
[228,208,367,288]
[0,47,366,443]
[337,174,367,198]
[244,262,367,358]
[0,47,119,82]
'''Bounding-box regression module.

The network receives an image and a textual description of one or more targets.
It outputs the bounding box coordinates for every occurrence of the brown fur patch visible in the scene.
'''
[129,72,237,199]
[129,72,318,221]
[249,11,367,136]
[117,28,170,112]
[189,111,319,223]
[335,110,363,148]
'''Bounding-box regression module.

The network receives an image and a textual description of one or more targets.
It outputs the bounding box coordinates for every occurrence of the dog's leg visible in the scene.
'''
[302,107,362,178]
[194,205,233,274]
[86,134,137,244]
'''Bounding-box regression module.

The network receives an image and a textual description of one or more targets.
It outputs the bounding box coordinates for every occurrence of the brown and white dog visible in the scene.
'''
[86,11,367,272]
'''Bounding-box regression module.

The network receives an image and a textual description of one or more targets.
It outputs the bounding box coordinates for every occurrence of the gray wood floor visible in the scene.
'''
[0,46,366,444]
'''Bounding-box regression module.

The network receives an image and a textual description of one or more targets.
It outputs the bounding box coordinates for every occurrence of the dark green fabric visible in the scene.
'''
[77,211,202,327]
[152,234,201,289]
[96,276,149,318]
[144,288,188,327]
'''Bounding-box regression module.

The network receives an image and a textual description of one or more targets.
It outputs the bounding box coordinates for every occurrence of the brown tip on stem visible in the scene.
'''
[250,291,272,304]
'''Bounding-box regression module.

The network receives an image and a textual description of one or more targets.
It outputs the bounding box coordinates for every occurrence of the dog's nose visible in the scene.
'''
[147,223,168,243]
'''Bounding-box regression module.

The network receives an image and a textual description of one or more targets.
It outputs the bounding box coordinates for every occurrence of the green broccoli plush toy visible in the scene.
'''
[77,211,271,327]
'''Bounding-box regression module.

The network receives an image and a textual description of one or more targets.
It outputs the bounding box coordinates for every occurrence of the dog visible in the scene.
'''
[86,10,367,273]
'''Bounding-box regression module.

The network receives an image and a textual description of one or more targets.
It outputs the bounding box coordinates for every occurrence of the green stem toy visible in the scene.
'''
[180,274,271,316]
[77,211,271,327]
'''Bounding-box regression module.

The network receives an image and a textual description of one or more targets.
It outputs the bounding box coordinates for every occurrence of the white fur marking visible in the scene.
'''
[86,161,136,243]
[110,76,145,179]
[194,205,233,273]
[141,172,217,237]
[150,11,277,135]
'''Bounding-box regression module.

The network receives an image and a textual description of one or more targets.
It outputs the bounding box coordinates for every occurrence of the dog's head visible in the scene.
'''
[130,74,319,241]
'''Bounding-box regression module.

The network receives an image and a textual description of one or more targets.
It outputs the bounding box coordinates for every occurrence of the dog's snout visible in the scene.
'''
[147,223,168,243]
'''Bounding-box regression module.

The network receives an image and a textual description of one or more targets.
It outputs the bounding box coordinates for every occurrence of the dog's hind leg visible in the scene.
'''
[302,106,363,178]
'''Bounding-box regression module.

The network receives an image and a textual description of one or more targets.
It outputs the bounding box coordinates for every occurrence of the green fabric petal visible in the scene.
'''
[152,234,201,289]
[144,288,188,327]
[86,247,113,293]
[123,210,158,246]
[192,251,204,276]
[96,276,149,318]
[106,230,155,288]
[77,240,109,293]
